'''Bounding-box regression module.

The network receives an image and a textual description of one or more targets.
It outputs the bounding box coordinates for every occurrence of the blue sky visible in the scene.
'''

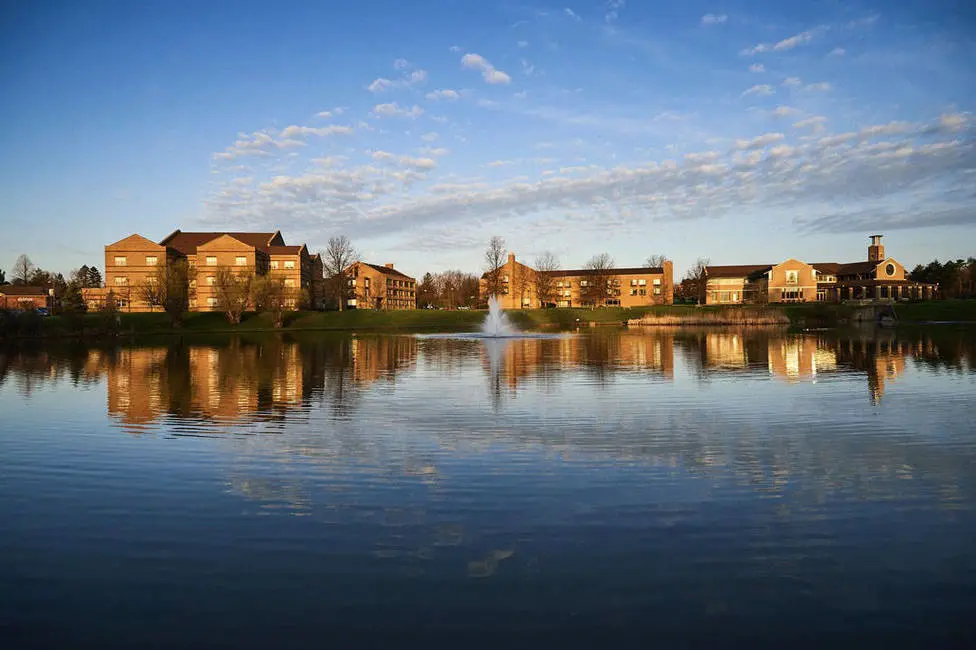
[1,0,974,278]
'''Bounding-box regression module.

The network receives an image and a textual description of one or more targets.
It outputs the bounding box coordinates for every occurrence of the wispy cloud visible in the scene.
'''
[371,102,424,118]
[461,53,512,84]
[749,63,766,73]
[742,84,774,97]
[367,61,428,93]
[426,89,461,101]
[734,132,784,149]
[605,0,625,24]
[772,106,800,117]
[564,7,581,22]
[701,14,728,26]
[829,47,846,57]
[793,116,827,129]
[783,77,802,87]
[742,27,827,55]
[804,81,832,92]
[280,125,354,138]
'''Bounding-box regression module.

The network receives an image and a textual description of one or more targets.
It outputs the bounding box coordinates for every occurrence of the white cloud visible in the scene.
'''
[315,111,332,119]
[394,58,410,70]
[564,8,581,22]
[449,45,462,53]
[279,124,354,139]
[830,47,846,57]
[749,63,766,73]
[212,130,306,161]
[461,53,512,85]
[793,116,827,129]
[521,59,536,76]
[207,113,976,241]
[805,81,832,92]
[605,0,625,24]
[772,106,800,117]
[426,89,460,101]
[367,68,428,93]
[701,14,727,26]
[783,77,802,87]
[742,27,826,56]
[371,150,396,162]
[773,29,819,51]
[421,132,439,142]
[742,84,774,97]
[372,102,424,118]
[398,155,437,170]
[734,132,785,149]
[422,147,450,157]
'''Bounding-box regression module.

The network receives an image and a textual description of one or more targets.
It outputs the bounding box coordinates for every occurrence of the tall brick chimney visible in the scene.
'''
[385,263,394,268]
[868,235,885,262]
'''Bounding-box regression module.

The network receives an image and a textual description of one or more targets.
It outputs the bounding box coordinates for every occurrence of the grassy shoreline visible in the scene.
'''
[3,300,976,341]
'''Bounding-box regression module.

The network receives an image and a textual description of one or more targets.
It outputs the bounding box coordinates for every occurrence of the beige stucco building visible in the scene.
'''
[482,253,674,309]
[705,235,935,305]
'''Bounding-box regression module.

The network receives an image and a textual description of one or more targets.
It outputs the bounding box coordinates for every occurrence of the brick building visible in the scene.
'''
[481,253,674,309]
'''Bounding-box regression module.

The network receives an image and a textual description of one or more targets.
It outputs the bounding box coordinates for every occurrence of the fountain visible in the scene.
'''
[481,295,516,337]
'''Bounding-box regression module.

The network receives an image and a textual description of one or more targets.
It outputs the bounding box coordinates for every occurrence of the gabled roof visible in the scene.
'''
[835,260,882,275]
[158,230,282,255]
[268,244,306,256]
[107,233,165,249]
[357,262,415,280]
[706,264,772,279]
[811,262,841,274]
[0,285,50,296]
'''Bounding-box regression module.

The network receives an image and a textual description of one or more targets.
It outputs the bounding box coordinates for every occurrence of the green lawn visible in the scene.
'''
[15,300,976,341]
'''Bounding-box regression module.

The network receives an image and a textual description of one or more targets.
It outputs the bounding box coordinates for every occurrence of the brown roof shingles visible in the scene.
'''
[159,231,281,255]
[0,285,50,296]
[705,264,772,278]
[359,262,415,281]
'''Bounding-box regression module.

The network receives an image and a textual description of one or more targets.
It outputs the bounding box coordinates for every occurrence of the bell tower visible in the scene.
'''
[868,234,885,262]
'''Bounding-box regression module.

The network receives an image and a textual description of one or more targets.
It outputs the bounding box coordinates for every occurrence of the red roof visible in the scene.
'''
[158,230,282,255]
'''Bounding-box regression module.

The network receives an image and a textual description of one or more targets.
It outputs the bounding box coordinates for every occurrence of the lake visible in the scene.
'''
[1,327,975,648]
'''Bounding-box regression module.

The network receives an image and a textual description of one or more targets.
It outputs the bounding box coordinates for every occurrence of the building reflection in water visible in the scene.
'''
[0,328,971,429]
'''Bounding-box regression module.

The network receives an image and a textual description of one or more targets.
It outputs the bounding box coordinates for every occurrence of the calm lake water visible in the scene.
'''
[1,327,975,648]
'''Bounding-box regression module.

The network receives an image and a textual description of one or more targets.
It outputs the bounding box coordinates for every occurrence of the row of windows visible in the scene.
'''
[114,256,158,266]
[270,260,296,270]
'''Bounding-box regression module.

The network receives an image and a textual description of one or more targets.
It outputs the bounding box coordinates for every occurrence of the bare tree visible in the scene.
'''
[138,260,189,325]
[435,270,466,309]
[11,254,34,285]
[322,235,357,311]
[645,254,669,268]
[251,274,292,328]
[684,257,710,305]
[534,251,560,308]
[483,236,507,298]
[215,266,253,324]
[582,253,615,307]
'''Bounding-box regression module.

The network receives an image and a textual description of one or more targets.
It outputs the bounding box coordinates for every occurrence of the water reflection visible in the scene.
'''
[0,328,973,427]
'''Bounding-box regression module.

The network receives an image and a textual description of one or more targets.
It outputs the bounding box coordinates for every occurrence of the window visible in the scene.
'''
[630,279,637,286]
[654,287,662,296]
[284,260,295,270]
[652,279,661,286]
[885,263,895,276]
[502,275,509,282]
[145,256,158,266]
[114,256,127,266]
[206,256,217,266]
[349,279,357,286]
[206,276,215,286]
[235,256,247,266]
[638,279,647,286]
[270,261,279,270]
[114,276,128,286]
[207,297,217,307]
[638,289,646,296]
[786,270,799,285]
[284,278,295,287]
[580,280,588,287]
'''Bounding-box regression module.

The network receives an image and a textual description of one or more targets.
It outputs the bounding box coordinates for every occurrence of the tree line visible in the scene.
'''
[910,258,976,299]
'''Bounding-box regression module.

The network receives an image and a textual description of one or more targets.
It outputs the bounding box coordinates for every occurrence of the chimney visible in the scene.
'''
[868,234,885,262]
[385,263,394,268]
[508,252,516,264]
